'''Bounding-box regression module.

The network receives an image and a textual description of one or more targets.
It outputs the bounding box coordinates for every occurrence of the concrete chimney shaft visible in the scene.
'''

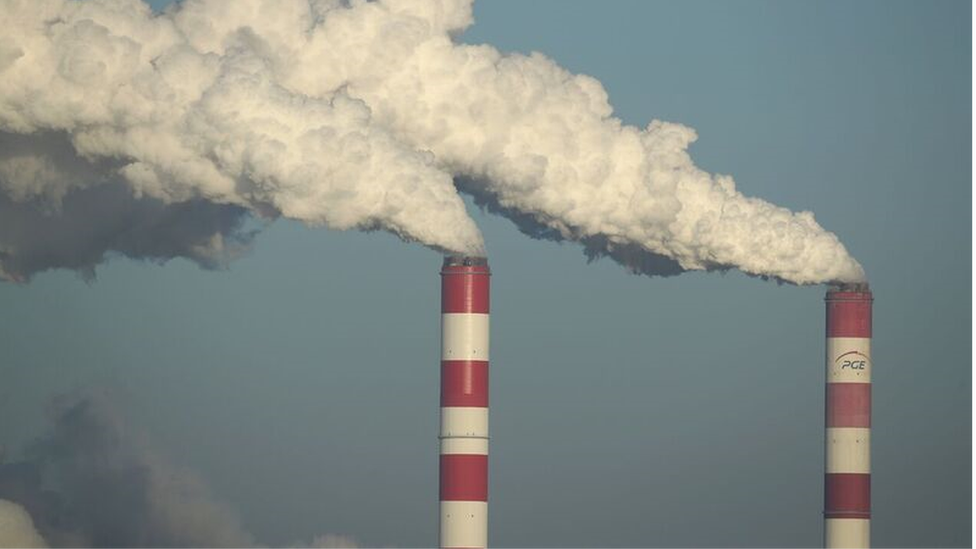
[440,256,490,548]
[824,284,872,548]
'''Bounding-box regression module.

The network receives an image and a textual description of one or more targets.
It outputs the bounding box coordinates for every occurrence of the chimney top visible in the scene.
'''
[442,255,488,268]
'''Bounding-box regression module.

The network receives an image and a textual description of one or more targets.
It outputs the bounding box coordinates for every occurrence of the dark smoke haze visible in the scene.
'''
[0,392,359,547]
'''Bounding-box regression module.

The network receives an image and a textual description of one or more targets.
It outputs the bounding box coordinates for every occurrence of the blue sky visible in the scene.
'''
[0,0,970,546]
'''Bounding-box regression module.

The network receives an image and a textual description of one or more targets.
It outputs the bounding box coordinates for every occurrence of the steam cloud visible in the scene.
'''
[0,499,47,547]
[0,392,360,548]
[0,0,865,284]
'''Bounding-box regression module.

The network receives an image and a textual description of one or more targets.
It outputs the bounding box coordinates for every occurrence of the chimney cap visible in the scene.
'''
[826,281,872,301]
[442,255,488,268]
[828,281,870,293]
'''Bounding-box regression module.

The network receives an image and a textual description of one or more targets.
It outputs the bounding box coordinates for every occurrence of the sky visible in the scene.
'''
[0,0,971,547]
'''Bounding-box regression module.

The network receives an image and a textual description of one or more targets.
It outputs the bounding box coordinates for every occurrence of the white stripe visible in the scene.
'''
[826,337,872,383]
[440,501,487,549]
[441,407,489,438]
[825,518,869,548]
[442,313,490,361]
[441,437,489,455]
[826,427,871,474]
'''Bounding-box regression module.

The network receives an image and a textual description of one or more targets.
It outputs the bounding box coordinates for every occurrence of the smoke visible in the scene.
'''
[0,499,47,547]
[0,392,254,547]
[0,131,256,282]
[291,533,360,548]
[0,0,865,284]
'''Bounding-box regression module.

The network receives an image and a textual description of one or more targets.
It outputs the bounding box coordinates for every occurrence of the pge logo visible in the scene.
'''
[835,351,869,370]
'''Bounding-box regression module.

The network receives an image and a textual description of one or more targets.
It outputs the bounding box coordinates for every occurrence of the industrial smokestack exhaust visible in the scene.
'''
[439,256,490,548]
[824,283,872,548]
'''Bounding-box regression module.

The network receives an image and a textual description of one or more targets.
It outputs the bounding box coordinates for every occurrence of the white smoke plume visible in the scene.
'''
[0,392,254,547]
[0,0,865,284]
[0,499,48,548]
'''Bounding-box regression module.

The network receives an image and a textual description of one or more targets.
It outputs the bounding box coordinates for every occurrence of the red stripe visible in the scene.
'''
[824,473,870,518]
[827,383,871,427]
[441,361,489,407]
[440,454,488,501]
[826,291,872,338]
[442,267,490,313]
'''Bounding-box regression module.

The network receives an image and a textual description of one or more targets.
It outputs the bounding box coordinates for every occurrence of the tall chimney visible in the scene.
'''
[824,283,872,548]
[439,256,490,549]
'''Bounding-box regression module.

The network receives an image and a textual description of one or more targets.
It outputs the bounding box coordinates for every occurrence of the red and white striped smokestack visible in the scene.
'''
[824,283,872,548]
[439,256,490,549]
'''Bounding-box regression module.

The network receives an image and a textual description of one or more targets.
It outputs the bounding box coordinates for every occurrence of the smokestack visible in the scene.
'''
[439,256,490,548]
[824,283,872,548]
